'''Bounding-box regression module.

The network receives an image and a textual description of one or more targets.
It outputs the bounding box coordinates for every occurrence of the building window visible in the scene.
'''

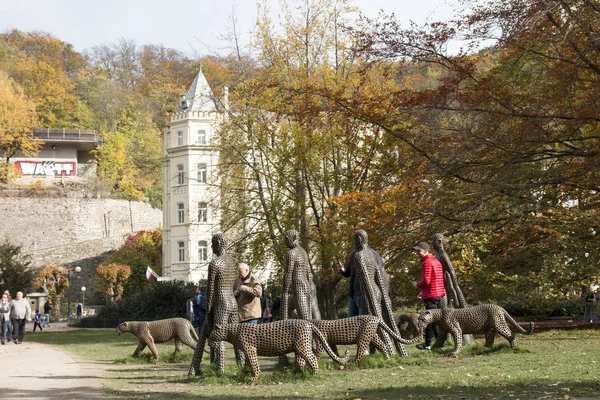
[178,241,185,262]
[197,163,207,183]
[197,129,206,145]
[198,202,208,223]
[177,203,184,224]
[177,164,184,185]
[177,131,183,146]
[198,240,208,262]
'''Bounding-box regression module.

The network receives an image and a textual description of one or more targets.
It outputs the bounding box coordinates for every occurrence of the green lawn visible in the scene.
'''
[28,328,600,399]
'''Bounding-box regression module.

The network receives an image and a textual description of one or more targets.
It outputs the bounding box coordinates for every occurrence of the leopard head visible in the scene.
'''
[284,230,300,249]
[116,322,129,335]
[209,324,227,344]
[417,310,435,331]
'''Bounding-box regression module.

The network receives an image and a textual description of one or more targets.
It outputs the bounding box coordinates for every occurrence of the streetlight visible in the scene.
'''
[81,286,86,310]
[58,266,81,324]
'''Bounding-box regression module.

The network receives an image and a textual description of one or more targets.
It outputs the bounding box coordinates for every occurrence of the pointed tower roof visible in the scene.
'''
[179,69,217,112]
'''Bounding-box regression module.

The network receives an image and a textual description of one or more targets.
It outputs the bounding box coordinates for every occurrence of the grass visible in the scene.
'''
[27,328,600,399]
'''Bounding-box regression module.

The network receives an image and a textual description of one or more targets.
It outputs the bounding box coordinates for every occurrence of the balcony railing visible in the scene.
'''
[32,128,97,142]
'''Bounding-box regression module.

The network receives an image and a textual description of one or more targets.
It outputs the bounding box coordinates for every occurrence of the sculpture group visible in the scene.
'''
[116,230,533,379]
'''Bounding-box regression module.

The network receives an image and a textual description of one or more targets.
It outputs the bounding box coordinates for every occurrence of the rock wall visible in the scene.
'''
[0,193,162,299]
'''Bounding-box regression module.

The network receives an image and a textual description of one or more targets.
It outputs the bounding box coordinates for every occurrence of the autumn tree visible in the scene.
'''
[33,264,70,317]
[104,229,162,298]
[0,70,41,181]
[96,263,132,302]
[317,0,600,309]
[0,240,36,296]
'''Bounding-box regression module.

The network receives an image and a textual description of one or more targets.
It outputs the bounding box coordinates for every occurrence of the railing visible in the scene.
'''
[33,128,97,142]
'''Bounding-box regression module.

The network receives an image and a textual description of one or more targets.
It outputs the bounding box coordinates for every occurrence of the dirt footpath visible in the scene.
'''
[0,340,109,399]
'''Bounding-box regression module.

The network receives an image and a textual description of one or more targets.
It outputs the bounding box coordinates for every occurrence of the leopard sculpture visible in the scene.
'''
[208,319,350,380]
[418,304,534,356]
[310,316,423,363]
[116,318,198,361]
[396,313,421,339]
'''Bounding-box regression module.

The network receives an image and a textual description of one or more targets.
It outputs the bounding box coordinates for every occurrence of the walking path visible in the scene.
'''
[0,323,109,400]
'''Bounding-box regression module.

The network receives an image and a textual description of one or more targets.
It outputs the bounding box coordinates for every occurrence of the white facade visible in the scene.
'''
[162,70,224,283]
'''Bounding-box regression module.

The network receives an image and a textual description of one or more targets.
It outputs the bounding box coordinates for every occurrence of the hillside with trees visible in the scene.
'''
[1,0,598,316]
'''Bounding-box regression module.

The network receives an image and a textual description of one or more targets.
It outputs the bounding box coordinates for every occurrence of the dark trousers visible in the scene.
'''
[33,321,43,332]
[11,318,26,343]
[0,319,7,343]
[423,297,445,346]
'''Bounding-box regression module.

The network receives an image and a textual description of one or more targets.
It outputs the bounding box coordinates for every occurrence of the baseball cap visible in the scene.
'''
[412,242,430,251]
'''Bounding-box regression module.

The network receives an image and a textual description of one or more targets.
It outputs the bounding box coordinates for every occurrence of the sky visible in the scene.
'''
[0,0,455,56]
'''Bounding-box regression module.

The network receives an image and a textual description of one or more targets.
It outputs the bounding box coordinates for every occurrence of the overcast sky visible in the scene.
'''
[0,0,455,55]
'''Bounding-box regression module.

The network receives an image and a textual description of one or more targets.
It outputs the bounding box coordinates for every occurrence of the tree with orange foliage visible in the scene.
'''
[96,263,132,302]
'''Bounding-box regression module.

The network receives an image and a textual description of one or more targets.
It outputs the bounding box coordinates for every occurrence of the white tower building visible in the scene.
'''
[162,70,224,282]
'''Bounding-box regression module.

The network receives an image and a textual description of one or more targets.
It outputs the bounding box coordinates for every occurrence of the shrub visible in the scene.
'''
[94,281,197,328]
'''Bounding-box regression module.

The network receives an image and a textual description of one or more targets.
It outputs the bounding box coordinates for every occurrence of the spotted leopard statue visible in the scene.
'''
[116,318,198,361]
[418,304,534,356]
[209,319,350,380]
[189,233,239,376]
[310,316,422,363]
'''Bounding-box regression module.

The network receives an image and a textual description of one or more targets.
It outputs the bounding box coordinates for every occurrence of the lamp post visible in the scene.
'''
[58,266,81,324]
[81,286,86,310]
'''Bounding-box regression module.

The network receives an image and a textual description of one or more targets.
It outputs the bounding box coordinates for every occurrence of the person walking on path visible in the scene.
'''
[9,291,31,344]
[4,290,13,341]
[43,300,52,328]
[193,287,205,329]
[234,263,263,324]
[0,292,11,344]
[33,310,43,332]
[413,242,447,350]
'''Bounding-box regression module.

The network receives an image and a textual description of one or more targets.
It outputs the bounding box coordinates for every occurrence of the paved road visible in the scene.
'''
[1,323,108,400]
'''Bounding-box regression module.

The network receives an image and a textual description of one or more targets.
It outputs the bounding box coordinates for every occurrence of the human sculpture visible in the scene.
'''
[432,233,466,309]
[281,230,313,320]
[353,230,408,357]
[432,233,473,343]
[417,304,534,356]
[310,316,422,363]
[189,233,238,375]
[208,320,350,380]
[116,318,198,361]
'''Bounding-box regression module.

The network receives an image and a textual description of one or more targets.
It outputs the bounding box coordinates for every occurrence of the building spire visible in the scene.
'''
[179,68,217,112]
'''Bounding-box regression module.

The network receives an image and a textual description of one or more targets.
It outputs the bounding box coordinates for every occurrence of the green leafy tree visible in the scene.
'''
[0,240,36,295]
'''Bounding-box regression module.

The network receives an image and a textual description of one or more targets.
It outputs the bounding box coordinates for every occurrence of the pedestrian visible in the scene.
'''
[583,286,597,323]
[234,263,262,324]
[9,291,31,344]
[186,296,194,324]
[413,241,447,350]
[193,287,205,329]
[0,292,10,344]
[33,310,43,332]
[43,300,52,328]
[262,294,273,323]
[76,302,82,319]
[4,290,12,341]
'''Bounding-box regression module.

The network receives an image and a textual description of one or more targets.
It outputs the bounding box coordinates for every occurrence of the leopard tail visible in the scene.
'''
[189,321,200,341]
[503,311,534,334]
[379,320,423,344]
[311,326,350,365]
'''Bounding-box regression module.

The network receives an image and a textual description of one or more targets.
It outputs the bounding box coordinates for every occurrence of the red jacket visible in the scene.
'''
[417,254,446,300]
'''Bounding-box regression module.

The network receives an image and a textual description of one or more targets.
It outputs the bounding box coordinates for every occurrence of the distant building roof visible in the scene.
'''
[178,69,218,112]
[32,128,99,151]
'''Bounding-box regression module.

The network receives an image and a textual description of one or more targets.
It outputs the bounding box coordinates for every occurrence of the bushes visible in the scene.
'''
[91,281,197,328]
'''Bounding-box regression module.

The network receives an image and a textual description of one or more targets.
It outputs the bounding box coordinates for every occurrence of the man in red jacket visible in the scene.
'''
[413,242,446,350]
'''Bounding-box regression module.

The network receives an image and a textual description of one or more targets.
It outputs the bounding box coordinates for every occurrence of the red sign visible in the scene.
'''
[14,160,77,176]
